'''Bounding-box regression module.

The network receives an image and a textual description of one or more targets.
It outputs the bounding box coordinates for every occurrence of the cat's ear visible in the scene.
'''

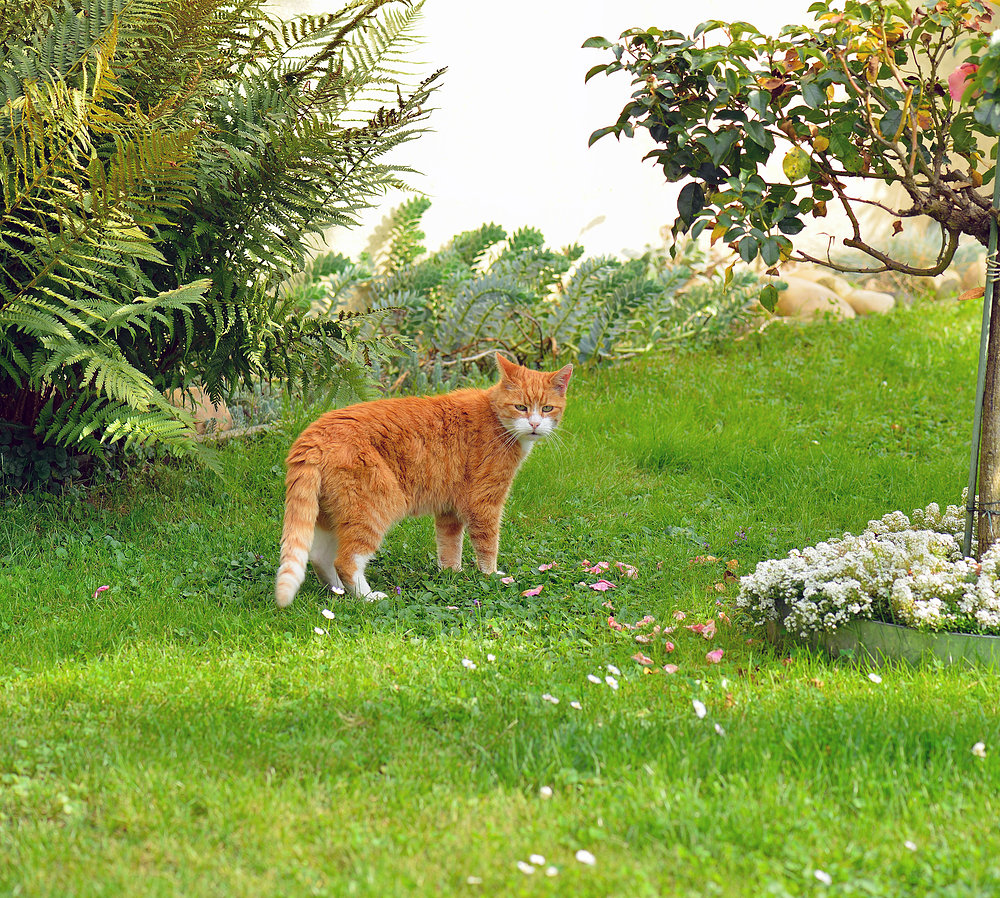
[495,352,519,383]
[551,363,573,397]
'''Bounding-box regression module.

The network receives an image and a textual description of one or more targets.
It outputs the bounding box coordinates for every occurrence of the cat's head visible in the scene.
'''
[492,353,573,448]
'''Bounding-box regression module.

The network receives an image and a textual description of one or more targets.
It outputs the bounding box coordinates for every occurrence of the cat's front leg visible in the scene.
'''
[467,508,502,575]
[435,512,465,571]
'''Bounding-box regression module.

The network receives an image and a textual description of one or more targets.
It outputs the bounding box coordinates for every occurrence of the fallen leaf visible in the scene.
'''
[522,585,543,597]
[589,579,617,591]
[706,648,725,664]
[959,287,986,301]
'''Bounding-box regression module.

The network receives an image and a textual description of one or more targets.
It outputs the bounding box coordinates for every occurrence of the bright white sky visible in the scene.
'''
[269,0,813,258]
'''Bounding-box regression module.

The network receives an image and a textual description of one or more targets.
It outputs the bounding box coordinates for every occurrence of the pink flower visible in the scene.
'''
[522,585,543,597]
[589,579,616,591]
[663,664,679,674]
[706,649,725,664]
[631,652,654,666]
[92,585,110,598]
[949,63,979,103]
[664,641,675,653]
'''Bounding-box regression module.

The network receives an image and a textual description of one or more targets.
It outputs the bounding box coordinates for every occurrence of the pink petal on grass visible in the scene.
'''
[607,616,624,631]
[631,652,654,666]
[522,585,543,597]
[501,576,515,585]
[706,648,725,664]
[663,663,679,674]
[538,563,556,572]
[664,641,675,653]
[673,610,686,621]
[615,561,638,578]
[589,579,616,591]
[948,62,979,103]
[585,561,610,574]
[92,585,110,598]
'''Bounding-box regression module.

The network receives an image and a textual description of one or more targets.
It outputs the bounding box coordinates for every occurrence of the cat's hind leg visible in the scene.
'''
[334,520,388,600]
[310,525,345,593]
[434,512,465,571]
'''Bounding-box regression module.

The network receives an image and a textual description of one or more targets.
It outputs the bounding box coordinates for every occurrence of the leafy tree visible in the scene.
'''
[586,0,1000,552]
[0,0,439,464]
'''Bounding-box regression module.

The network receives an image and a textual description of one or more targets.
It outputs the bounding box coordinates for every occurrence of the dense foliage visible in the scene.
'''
[586,0,995,310]
[287,198,759,392]
[0,0,438,464]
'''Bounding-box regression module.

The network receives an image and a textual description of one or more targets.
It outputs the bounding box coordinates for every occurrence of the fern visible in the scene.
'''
[1,0,441,469]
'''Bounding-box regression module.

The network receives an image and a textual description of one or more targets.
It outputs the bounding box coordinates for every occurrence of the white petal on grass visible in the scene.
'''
[487,653,496,662]
[539,786,553,799]
[714,723,726,736]
[545,866,559,877]
[529,854,546,865]
[814,870,833,886]
[606,664,621,676]
[570,701,583,710]
[904,840,918,851]
[329,586,345,595]
[868,672,883,684]
[692,699,707,719]
[605,675,619,690]
[575,849,596,866]
[313,627,327,635]
[516,861,535,875]
[541,693,560,704]
[321,608,336,619]
[466,876,483,885]
[461,658,477,670]
[587,674,602,684]
[972,741,987,758]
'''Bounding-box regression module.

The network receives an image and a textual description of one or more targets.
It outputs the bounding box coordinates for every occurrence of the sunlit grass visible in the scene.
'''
[3,299,1000,896]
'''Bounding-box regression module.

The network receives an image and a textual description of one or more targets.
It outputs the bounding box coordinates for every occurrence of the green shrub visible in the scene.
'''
[293,199,760,390]
[0,0,439,464]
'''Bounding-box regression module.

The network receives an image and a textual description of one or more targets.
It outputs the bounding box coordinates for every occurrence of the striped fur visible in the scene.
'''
[274,353,572,607]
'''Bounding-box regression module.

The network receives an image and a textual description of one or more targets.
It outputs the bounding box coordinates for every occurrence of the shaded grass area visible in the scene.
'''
[3,300,1000,896]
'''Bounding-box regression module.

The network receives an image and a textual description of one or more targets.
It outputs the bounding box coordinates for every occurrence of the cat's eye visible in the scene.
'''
[514,404,528,412]
[542,405,553,412]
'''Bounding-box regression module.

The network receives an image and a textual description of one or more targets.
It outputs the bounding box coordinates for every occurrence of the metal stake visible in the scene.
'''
[962,169,1000,558]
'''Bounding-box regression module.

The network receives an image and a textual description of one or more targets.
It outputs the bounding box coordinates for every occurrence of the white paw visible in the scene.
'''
[364,591,388,602]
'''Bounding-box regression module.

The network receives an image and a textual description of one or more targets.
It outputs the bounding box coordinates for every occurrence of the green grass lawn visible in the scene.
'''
[4,299,1000,896]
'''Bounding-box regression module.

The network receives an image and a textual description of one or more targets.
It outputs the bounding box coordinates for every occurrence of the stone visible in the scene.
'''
[961,254,987,291]
[775,276,856,321]
[934,272,963,299]
[167,386,233,435]
[844,289,895,315]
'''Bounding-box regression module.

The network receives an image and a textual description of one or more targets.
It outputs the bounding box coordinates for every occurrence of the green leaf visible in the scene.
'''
[582,36,613,49]
[801,80,826,109]
[759,283,779,313]
[677,182,705,226]
[777,216,805,235]
[760,236,780,267]
[738,235,759,263]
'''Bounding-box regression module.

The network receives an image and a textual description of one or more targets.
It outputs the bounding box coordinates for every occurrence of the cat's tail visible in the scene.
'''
[275,461,322,608]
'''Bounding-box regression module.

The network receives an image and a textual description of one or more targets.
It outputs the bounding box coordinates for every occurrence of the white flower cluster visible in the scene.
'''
[737,497,1000,637]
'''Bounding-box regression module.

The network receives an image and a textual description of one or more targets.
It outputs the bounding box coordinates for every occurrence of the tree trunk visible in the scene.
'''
[978,282,1000,556]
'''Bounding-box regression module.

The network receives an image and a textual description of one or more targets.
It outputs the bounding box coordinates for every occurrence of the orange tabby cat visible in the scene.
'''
[275,353,572,607]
